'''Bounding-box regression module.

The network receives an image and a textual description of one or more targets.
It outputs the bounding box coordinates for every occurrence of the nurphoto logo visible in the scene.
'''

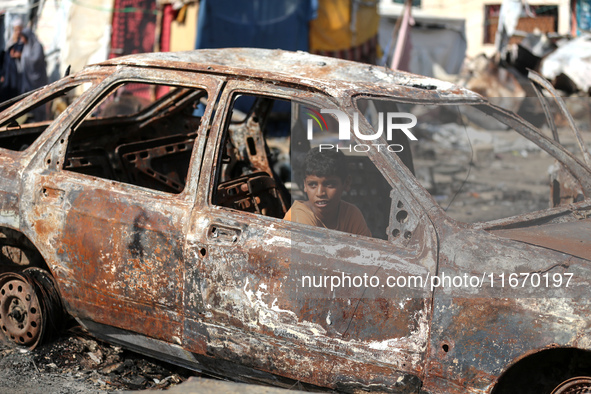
[305,108,418,153]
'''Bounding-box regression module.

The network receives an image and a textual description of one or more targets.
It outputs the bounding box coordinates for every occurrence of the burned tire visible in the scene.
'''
[551,377,591,394]
[492,349,591,394]
[0,268,66,349]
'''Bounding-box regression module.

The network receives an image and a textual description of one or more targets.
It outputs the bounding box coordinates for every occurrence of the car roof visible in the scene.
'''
[97,48,481,100]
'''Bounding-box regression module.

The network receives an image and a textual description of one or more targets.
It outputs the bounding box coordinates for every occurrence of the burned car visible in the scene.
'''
[0,48,590,393]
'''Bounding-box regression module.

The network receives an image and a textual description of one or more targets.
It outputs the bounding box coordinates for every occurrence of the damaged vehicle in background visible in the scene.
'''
[0,48,589,394]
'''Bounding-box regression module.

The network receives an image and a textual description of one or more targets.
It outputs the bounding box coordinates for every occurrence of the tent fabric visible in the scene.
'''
[309,0,379,52]
[195,0,317,51]
[541,34,591,93]
[577,0,591,33]
[169,2,198,52]
[312,34,378,64]
[390,0,413,71]
[37,0,113,80]
[408,27,466,78]
[160,4,174,52]
[495,0,523,53]
[110,0,157,58]
[62,0,113,73]
[378,16,466,78]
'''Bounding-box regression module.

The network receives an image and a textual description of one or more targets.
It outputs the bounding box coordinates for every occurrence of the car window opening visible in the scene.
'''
[62,82,209,194]
[213,93,395,240]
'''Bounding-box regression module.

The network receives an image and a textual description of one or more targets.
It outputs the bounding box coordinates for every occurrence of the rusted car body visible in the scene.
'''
[0,48,589,393]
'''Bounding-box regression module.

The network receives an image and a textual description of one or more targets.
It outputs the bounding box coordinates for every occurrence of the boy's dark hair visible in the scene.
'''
[303,149,348,181]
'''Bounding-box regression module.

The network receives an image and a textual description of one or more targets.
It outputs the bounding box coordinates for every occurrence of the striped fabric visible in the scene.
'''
[312,34,378,64]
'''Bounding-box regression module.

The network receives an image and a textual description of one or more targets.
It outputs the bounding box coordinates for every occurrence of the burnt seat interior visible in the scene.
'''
[214,96,291,218]
[342,155,391,240]
[64,88,204,194]
[213,96,391,238]
[116,133,196,194]
[217,171,287,218]
[0,125,46,151]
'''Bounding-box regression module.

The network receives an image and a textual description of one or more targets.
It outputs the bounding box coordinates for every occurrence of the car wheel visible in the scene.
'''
[0,268,65,349]
[551,377,591,394]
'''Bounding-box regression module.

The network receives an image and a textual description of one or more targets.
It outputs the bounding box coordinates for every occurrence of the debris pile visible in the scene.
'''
[459,31,591,98]
[537,34,591,95]
[0,327,194,393]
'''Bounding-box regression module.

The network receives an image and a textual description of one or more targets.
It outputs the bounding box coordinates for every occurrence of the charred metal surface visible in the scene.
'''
[421,214,591,393]
[184,209,433,391]
[116,133,197,193]
[489,218,591,260]
[0,48,589,393]
[550,162,585,207]
[216,172,286,217]
[216,96,288,218]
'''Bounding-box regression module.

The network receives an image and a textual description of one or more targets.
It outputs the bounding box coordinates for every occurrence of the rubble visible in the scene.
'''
[462,55,526,101]
[0,327,193,393]
[540,34,591,94]
[460,31,591,98]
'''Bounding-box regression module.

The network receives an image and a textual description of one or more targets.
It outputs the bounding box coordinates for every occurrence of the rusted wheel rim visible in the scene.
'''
[0,274,43,347]
[551,377,591,394]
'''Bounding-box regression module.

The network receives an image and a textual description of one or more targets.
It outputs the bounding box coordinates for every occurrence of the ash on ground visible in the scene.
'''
[0,326,195,393]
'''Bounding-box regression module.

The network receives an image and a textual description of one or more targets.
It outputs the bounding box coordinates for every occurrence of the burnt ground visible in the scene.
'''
[0,326,195,394]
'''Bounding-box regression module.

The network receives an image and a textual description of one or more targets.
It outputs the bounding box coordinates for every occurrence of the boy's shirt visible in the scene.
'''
[284,200,372,237]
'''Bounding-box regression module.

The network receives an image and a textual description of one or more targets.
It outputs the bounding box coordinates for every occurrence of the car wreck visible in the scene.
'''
[0,48,590,393]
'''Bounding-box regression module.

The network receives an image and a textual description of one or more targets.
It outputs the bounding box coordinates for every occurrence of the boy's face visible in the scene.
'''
[303,174,348,216]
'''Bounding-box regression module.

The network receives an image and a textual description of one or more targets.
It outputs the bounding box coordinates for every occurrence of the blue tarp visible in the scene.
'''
[578,0,591,33]
[195,0,317,51]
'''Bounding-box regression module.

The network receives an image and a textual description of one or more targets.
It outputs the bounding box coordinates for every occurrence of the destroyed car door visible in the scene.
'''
[185,80,437,391]
[527,71,591,206]
[24,70,221,345]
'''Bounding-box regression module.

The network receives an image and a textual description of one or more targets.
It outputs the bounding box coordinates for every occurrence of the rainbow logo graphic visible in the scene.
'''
[305,107,328,139]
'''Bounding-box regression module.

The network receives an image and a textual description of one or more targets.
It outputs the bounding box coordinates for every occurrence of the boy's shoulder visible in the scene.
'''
[285,200,371,237]
[284,200,320,226]
[339,200,363,217]
[338,201,372,237]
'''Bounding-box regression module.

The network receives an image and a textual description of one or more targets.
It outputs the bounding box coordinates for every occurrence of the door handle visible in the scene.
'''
[208,224,241,243]
[39,186,65,205]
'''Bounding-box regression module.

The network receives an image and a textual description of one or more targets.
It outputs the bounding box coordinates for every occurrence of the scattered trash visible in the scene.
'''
[0,328,193,392]
[541,34,591,94]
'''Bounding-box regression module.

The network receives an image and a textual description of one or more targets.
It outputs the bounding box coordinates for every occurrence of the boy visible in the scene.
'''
[284,149,371,237]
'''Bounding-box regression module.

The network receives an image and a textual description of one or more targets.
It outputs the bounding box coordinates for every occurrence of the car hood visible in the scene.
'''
[488,218,591,261]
